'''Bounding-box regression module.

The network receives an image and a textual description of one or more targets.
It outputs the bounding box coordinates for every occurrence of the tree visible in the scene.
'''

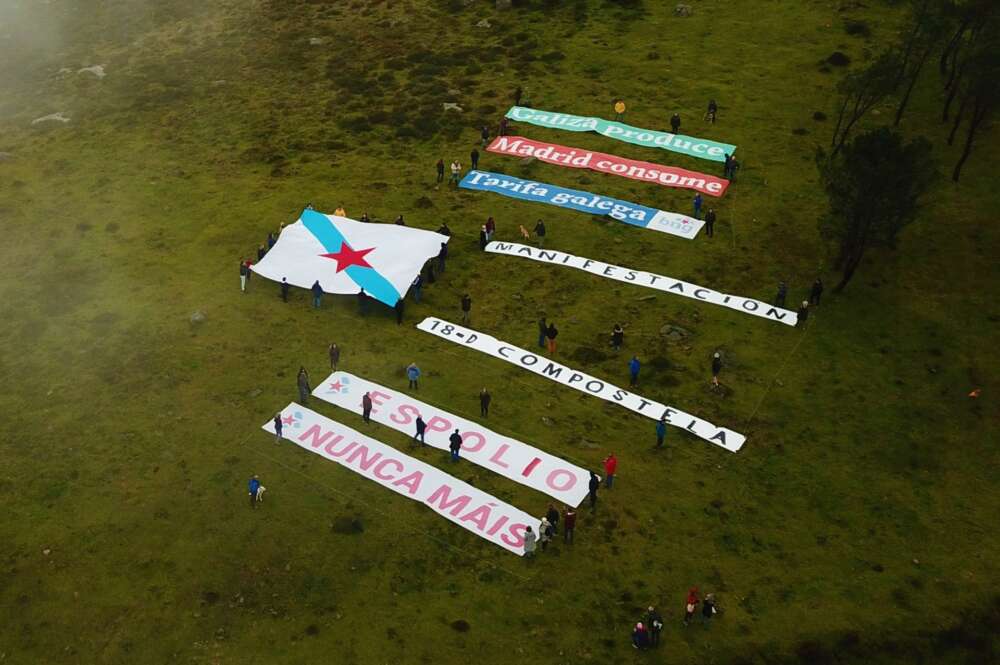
[817,128,937,293]
[830,51,902,157]
[894,0,951,126]
[949,29,1000,180]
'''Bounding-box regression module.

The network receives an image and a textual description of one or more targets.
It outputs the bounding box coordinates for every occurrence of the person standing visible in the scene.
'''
[280,277,289,302]
[514,86,523,106]
[538,517,553,551]
[358,288,369,316]
[810,277,824,305]
[437,222,452,237]
[407,362,421,390]
[362,392,373,423]
[481,124,490,146]
[479,388,491,417]
[413,416,427,446]
[711,352,722,388]
[702,593,717,624]
[655,416,666,449]
[723,153,733,179]
[311,280,323,309]
[244,258,253,287]
[436,158,445,184]
[670,112,681,133]
[588,471,600,509]
[329,342,340,371]
[537,317,548,349]
[797,300,809,327]
[614,99,626,121]
[704,208,716,237]
[449,429,463,462]
[470,148,479,170]
[603,453,618,489]
[461,294,472,324]
[611,324,624,351]
[449,160,462,186]
[411,274,422,303]
[545,322,558,354]
[645,607,664,646]
[706,99,718,123]
[394,299,405,325]
[273,413,283,443]
[257,244,266,261]
[248,475,261,509]
[523,526,536,557]
[684,588,701,625]
[394,214,405,226]
[629,356,641,387]
[267,231,276,249]
[775,281,788,307]
[534,219,546,247]
[563,505,576,543]
[545,503,560,535]
[479,225,488,250]
[499,116,509,137]
[297,366,311,404]
[360,211,370,223]
[631,623,649,650]
[693,193,703,219]
[239,258,248,293]
[484,216,496,242]
[437,242,448,273]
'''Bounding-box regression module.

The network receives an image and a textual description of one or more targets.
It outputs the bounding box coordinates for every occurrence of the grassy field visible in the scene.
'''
[1,0,998,663]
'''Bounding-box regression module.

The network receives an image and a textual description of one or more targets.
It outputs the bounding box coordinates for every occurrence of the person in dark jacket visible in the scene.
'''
[248,475,261,509]
[267,231,276,248]
[297,366,310,404]
[534,219,546,247]
[461,294,472,324]
[481,125,490,146]
[358,288,369,315]
[362,392,373,423]
[273,413,283,443]
[711,352,722,388]
[775,281,788,307]
[631,622,649,650]
[449,429,463,462]
[629,356,641,387]
[545,323,558,354]
[436,158,445,184]
[311,280,323,309]
[670,113,681,133]
[395,298,405,325]
[437,222,452,237]
[724,153,733,179]
[479,225,488,250]
[705,99,718,123]
[797,300,809,327]
[437,242,448,273]
[239,259,248,293]
[563,505,577,543]
[484,216,496,242]
[413,416,427,446]
[360,211,370,223]
[704,208,716,237]
[611,324,624,350]
[479,388,491,417]
[411,274,422,303]
[702,593,717,623]
[470,148,479,170]
[588,471,600,509]
[810,278,824,305]
[693,193,703,219]
[545,503,560,535]
[537,317,547,348]
[394,214,405,226]
[280,277,289,302]
[329,342,340,370]
[645,607,664,646]
[257,244,266,261]
[655,416,667,449]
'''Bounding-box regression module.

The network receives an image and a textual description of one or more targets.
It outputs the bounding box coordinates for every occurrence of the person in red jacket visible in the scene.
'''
[684,587,700,625]
[603,453,618,489]
[563,505,577,544]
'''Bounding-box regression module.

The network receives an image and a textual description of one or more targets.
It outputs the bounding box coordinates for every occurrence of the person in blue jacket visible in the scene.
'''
[655,416,667,449]
[248,475,261,509]
[693,193,703,219]
[311,280,323,309]
[629,355,641,387]
[407,362,421,390]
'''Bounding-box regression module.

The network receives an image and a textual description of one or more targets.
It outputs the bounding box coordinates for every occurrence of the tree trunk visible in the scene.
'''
[939,20,969,76]
[942,62,966,122]
[831,95,851,149]
[947,93,969,145]
[953,96,989,182]
[833,251,864,293]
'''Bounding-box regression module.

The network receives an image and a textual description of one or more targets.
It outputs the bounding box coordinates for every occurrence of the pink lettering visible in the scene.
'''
[426,484,473,516]
[501,523,527,549]
[369,391,391,411]
[390,403,420,426]
[520,457,541,477]
[298,424,335,448]
[325,439,357,458]
[489,443,512,469]
[546,469,577,492]
[459,503,496,531]
[393,471,424,494]
[461,431,486,453]
[345,445,383,471]
[425,416,452,433]
[373,458,403,481]
[486,515,509,536]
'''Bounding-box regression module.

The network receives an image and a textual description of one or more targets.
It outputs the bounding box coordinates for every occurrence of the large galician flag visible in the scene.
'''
[252,209,448,306]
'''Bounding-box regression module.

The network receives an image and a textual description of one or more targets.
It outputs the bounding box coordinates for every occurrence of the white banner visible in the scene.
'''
[312,372,591,506]
[416,318,746,452]
[486,242,797,327]
[263,404,540,555]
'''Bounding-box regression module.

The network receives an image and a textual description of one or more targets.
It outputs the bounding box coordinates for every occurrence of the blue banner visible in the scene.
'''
[459,170,703,240]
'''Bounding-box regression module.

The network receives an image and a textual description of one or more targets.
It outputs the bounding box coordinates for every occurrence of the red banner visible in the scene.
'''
[486,136,729,197]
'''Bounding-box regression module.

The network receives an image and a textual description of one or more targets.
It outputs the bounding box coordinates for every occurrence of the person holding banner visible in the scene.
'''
[588,471,600,508]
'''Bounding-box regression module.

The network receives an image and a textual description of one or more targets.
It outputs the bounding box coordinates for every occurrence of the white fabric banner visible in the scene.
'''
[312,372,592,506]
[251,209,448,306]
[416,318,746,452]
[486,242,797,327]
[263,403,540,555]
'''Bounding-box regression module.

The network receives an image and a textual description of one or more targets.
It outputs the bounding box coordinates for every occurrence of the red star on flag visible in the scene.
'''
[328,380,343,392]
[320,242,375,273]
[282,414,296,425]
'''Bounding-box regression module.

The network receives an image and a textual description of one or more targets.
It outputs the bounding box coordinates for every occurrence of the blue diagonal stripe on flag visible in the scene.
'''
[300,210,402,306]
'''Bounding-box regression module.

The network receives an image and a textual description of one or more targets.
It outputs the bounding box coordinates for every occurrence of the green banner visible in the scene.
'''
[505,106,736,163]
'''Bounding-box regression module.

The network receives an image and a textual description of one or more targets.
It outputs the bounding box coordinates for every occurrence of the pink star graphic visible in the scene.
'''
[282,414,296,425]
[328,380,343,392]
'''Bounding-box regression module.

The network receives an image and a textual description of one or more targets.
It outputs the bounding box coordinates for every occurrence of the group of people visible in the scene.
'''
[523,503,579,555]
[773,278,824,327]
[631,589,719,649]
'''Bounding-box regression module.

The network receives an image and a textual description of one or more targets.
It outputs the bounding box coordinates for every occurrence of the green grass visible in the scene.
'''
[0,0,998,663]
